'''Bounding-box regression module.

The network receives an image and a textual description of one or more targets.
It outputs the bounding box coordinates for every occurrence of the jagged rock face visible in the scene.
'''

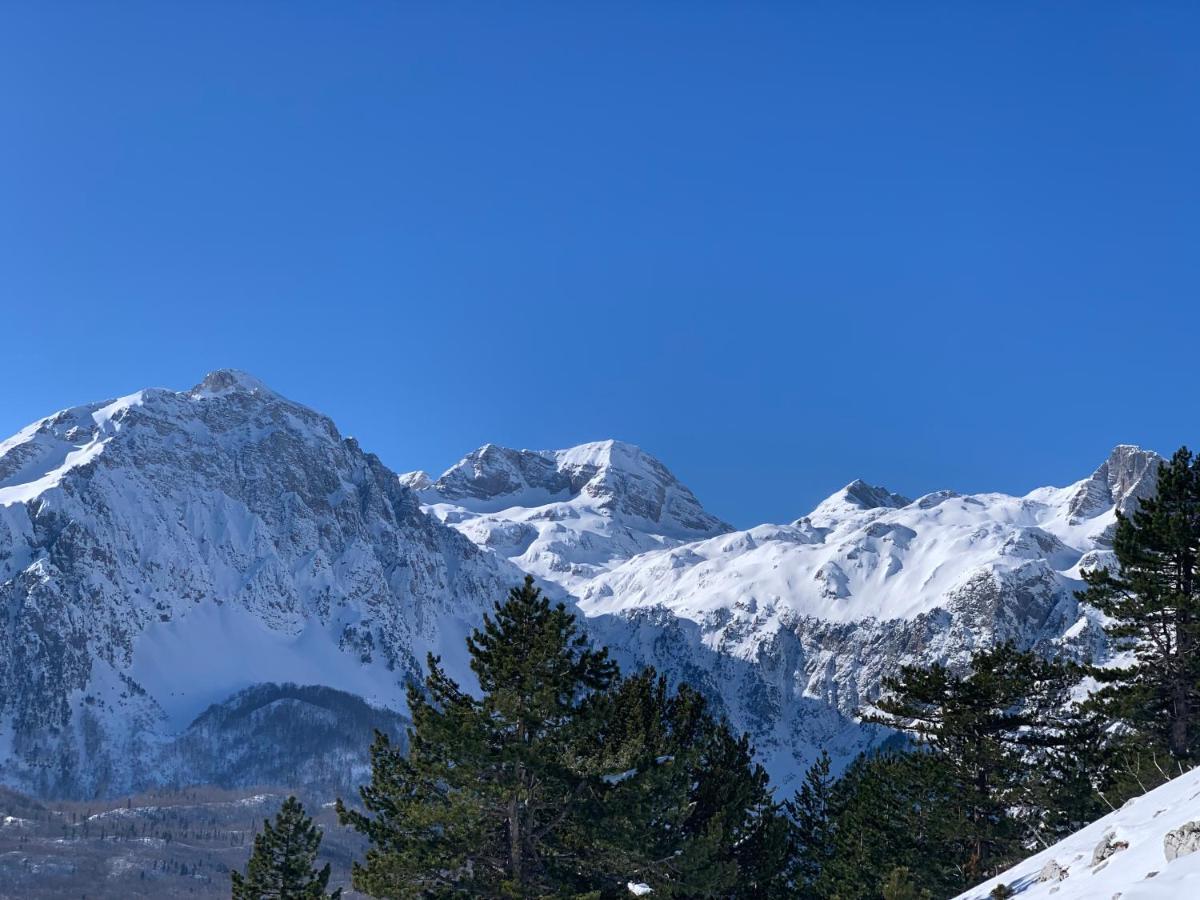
[424,441,727,533]
[802,479,912,526]
[1037,859,1068,882]
[408,440,732,590]
[1163,821,1200,862]
[0,371,522,797]
[1066,444,1161,523]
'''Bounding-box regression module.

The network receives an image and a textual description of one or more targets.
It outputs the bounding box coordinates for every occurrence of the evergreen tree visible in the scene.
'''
[1080,446,1200,762]
[339,576,615,896]
[574,668,793,897]
[785,750,835,893]
[865,644,1083,882]
[685,723,793,898]
[816,751,965,900]
[339,577,791,897]
[880,866,932,900]
[231,795,341,899]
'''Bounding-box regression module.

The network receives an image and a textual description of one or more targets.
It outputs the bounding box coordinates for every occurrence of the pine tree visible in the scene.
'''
[339,578,793,898]
[865,644,1081,882]
[786,750,835,892]
[1080,446,1200,762]
[231,796,341,899]
[572,668,792,897]
[816,751,965,900]
[880,866,932,900]
[340,576,615,896]
[685,723,793,898]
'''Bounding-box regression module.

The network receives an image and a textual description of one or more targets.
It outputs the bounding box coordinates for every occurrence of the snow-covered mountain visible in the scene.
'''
[415,442,1162,787]
[957,766,1200,899]
[402,440,731,591]
[0,370,523,796]
[0,369,1166,799]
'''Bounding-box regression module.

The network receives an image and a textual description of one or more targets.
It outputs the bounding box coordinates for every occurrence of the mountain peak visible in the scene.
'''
[189,369,277,399]
[413,439,731,591]
[804,479,911,524]
[423,438,730,534]
[1067,444,1163,521]
[398,470,433,492]
[841,479,912,510]
[429,439,660,506]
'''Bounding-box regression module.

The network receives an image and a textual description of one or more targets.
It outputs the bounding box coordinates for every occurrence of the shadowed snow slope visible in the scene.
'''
[0,370,524,796]
[957,766,1200,899]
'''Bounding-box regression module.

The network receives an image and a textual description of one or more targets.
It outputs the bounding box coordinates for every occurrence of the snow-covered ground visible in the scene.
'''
[958,767,1200,899]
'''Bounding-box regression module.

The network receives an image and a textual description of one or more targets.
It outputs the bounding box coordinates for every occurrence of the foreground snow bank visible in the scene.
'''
[957,766,1200,899]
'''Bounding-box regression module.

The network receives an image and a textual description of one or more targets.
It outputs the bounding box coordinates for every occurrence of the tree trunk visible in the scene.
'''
[508,793,522,887]
[510,719,527,888]
[1173,561,1195,760]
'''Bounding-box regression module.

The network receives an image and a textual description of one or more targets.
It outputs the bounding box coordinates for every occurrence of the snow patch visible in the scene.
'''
[130,601,409,731]
[958,766,1200,899]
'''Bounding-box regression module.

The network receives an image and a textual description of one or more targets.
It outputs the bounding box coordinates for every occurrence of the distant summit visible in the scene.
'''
[410,439,731,590]
[1065,444,1162,522]
[189,368,278,399]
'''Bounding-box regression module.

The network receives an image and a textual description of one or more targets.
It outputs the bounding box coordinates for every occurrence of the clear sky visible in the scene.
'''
[2,3,1198,527]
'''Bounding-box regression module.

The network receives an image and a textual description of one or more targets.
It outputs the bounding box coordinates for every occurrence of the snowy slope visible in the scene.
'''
[958,766,1200,899]
[580,447,1157,629]
[403,440,731,591]
[418,442,1161,787]
[574,448,1158,784]
[0,370,524,796]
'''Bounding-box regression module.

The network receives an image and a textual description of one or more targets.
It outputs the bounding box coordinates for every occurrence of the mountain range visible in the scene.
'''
[0,370,1161,797]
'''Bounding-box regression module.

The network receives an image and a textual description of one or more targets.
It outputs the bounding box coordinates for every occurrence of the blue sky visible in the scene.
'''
[2,3,1198,527]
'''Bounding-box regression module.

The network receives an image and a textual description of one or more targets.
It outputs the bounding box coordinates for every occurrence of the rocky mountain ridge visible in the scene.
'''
[0,371,1164,796]
[403,439,731,591]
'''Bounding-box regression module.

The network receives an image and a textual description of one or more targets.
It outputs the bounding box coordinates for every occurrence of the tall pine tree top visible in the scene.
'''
[232,795,341,899]
[864,644,1084,882]
[467,574,617,734]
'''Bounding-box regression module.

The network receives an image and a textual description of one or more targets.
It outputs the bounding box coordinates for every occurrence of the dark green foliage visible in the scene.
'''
[815,751,966,900]
[786,750,835,892]
[1080,446,1200,763]
[339,575,614,897]
[231,795,341,899]
[864,643,1088,881]
[339,576,791,897]
[684,723,794,898]
[880,866,932,900]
